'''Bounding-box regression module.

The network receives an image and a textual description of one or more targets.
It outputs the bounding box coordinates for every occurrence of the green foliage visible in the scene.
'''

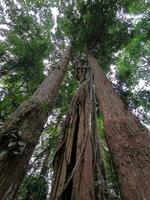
[123,0,150,14]
[0,42,5,56]
[97,113,121,199]
[0,1,53,123]
[0,0,149,197]
[97,113,105,141]
[54,65,78,119]
[17,175,48,200]
[117,10,150,84]
[103,151,121,200]
[116,13,150,124]
[57,0,132,70]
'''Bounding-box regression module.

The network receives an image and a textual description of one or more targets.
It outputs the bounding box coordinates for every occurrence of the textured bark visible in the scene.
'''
[0,46,71,200]
[50,76,107,200]
[90,84,108,200]
[86,49,150,200]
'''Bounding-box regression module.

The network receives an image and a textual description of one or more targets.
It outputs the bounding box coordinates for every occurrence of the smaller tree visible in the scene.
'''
[0,45,71,200]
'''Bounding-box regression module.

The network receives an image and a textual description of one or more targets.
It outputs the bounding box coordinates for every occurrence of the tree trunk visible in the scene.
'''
[50,75,107,200]
[86,49,150,200]
[40,147,51,177]
[0,46,71,200]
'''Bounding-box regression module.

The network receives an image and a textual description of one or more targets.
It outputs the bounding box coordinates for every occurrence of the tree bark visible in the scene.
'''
[0,46,71,200]
[86,49,150,200]
[50,76,107,200]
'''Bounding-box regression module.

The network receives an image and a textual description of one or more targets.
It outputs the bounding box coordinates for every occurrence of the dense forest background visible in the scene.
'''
[0,0,150,199]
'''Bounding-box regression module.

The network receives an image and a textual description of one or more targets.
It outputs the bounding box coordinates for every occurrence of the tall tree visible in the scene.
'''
[0,45,71,200]
[0,0,149,199]
[51,73,107,200]
[86,49,150,200]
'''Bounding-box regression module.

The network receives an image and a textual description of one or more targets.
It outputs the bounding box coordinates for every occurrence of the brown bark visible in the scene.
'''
[50,76,107,200]
[86,49,150,200]
[0,46,71,200]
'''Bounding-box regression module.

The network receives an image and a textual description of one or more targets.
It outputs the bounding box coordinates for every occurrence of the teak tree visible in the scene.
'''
[87,49,150,200]
[0,46,71,199]
[0,0,150,199]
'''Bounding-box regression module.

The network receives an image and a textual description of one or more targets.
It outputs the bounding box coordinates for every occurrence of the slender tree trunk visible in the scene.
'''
[50,75,107,200]
[40,147,51,177]
[86,49,150,200]
[0,46,71,200]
